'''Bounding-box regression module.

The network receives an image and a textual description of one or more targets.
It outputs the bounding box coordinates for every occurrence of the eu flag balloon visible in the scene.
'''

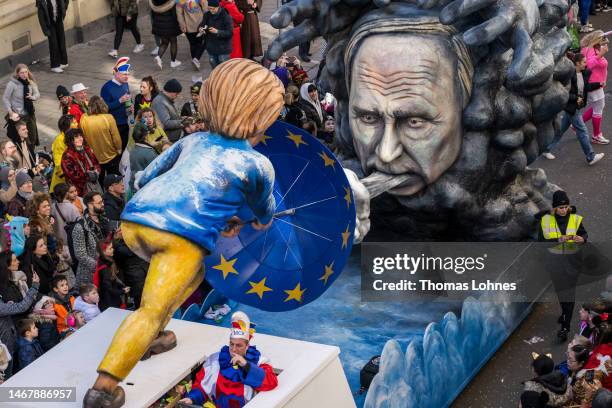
[205,121,356,312]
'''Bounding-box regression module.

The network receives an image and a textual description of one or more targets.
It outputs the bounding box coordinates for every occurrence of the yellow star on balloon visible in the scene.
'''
[260,134,273,146]
[212,255,238,279]
[319,152,336,170]
[319,261,335,285]
[286,131,308,148]
[284,282,306,303]
[341,224,351,249]
[246,277,273,299]
[343,186,352,208]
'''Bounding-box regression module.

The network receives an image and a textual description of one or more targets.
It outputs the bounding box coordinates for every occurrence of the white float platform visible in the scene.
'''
[1,308,355,408]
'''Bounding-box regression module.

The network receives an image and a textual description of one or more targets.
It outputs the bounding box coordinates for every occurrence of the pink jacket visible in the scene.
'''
[582,47,608,84]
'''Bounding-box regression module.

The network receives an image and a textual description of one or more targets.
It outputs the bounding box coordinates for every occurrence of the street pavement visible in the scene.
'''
[0,3,609,407]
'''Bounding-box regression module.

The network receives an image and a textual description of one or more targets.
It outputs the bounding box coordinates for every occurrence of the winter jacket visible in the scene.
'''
[50,131,67,192]
[29,312,59,352]
[111,0,138,17]
[150,0,182,37]
[2,77,40,117]
[296,98,323,130]
[152,93,182,142]
[24,254,57,297]
[565,69,602,115]
[15,336,43,372]
[132,122,168,153]
[586,51,608,84]
[68,101,87,125]
[103,192,125,222]
[114,239,148,284]
[73,296,101,323]
[79,114,122,164]
[522,371,570,407]
[221,0,244,58]
[61,146,101,197]
[52,200,81,245]
[177,0,206,33]
[36,0,68,35]
[6,193,28,218]
[0,283,38,354]
[536,206,588,243]
[98,262,125,311]
[51,292,74,334]
[128,143,158,192]
[200,8,234,56]
[71,214,103,287]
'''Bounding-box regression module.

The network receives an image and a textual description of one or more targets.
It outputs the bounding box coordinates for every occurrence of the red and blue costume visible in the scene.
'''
[187,345,278,407]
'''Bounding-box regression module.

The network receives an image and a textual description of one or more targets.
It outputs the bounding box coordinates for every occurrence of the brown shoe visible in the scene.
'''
[140,330,177,360]
[83,386,125,408]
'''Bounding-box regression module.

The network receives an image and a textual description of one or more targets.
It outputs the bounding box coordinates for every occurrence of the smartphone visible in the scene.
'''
[586,370,595,383]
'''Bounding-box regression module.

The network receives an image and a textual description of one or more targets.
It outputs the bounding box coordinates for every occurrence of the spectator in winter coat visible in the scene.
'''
[96,240,128,311]
[73,284,101,323]
[11,121,36,171]
[521,353,570,406]
[72,192,110,287]
[129,121,159,193]
[14,319,43,372]
[56,85,71,115]
[79,96,123,180]
[28,295,59,352]
[152,79,183,142]
[7,173,33,218]
[134,76,159,117]
[22,235,56,296]
[296,83,324,131]
[3,64,40,147]
[177,0,207,69]
[61,128,101,197]
[181,82,202,118]
[51,183,82,245]
[50,115,74,193]
[199,0,234,68]
[102,174,125,222]
[51,275,75,334]
[180,312,278,406]
[133,107,169,154]
[114,230,148,308]
[0,271,39,376]
[221,0,244,59]
[150,0,182,69]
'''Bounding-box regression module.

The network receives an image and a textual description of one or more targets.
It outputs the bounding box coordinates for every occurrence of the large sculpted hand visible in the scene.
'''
[344,168,370,244]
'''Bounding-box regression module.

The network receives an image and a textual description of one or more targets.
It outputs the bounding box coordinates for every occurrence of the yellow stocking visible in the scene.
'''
[97,222,205,380]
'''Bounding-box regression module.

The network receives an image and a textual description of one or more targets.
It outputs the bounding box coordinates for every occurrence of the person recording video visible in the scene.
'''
[197,0,234,69]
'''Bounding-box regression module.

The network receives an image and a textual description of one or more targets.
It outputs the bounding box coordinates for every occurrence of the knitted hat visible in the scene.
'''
[164,79,183,93]
[56,85,70,100]
[552,190,570,208]
[16,172,32,189]
[230,311,255,341]
[208,0,220,6]
[531,353,554,376]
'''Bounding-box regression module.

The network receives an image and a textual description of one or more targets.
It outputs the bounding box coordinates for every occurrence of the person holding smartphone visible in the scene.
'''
[199,0,234,69]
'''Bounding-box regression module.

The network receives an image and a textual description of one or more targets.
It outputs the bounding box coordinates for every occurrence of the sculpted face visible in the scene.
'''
[349,34,463,196]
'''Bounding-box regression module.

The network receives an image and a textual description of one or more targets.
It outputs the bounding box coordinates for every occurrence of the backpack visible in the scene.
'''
[56,204,89,272]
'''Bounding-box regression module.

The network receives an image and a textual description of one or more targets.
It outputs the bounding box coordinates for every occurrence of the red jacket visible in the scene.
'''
[584,343,612,390]
[221,0,244,59]
[68,102,87,125]
[61,146,101,196]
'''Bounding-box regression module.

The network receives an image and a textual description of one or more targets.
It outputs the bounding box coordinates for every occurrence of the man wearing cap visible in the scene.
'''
[180,312,278,408]
[56,85,71,115]
[7,173,33,217]
[101,58,133,152]
[68,83,89,125]
[537,190,589,341]
[152,79,183,142]
[199,0,234,69]
[103,174,125,222]
[181,82,202,118]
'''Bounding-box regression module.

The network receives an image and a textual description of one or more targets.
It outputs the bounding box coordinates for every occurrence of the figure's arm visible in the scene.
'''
[248,363,278,391]
[247,157,276,225]
[136,139,184,189]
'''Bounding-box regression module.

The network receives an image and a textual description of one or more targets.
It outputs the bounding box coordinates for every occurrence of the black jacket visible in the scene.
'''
[151,0,181,37]
[200,8,234,56]
[536,206,588,243]
[566,68,602,115]
[295,98,323,129]
[113,239,148,284]
[36,0,69,35]
[98,262,125,311]
[103,192,125,222]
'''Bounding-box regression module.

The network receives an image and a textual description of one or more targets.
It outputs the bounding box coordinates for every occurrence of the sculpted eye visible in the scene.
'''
[359,113,380,125]
[407,118,427,128]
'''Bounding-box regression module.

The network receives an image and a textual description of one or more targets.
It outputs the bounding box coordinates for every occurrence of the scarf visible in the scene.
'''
[17,78,34,116]
[149,0,175,13]
[9,270,28,298]
[17,190,33,201]
[218,345,261,383]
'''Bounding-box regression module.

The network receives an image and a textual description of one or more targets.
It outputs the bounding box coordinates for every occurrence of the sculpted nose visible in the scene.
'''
[376,122,402,164]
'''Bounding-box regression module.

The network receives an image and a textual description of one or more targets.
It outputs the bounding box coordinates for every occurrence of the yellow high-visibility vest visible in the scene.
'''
[541,213,583,254]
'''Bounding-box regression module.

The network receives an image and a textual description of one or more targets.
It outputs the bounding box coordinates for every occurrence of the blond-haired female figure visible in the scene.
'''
[84,59,285,408]
[2,64,40,146]
[80,95,123,180]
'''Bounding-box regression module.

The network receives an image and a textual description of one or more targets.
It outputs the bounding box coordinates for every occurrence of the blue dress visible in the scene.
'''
[121,132,276,252]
